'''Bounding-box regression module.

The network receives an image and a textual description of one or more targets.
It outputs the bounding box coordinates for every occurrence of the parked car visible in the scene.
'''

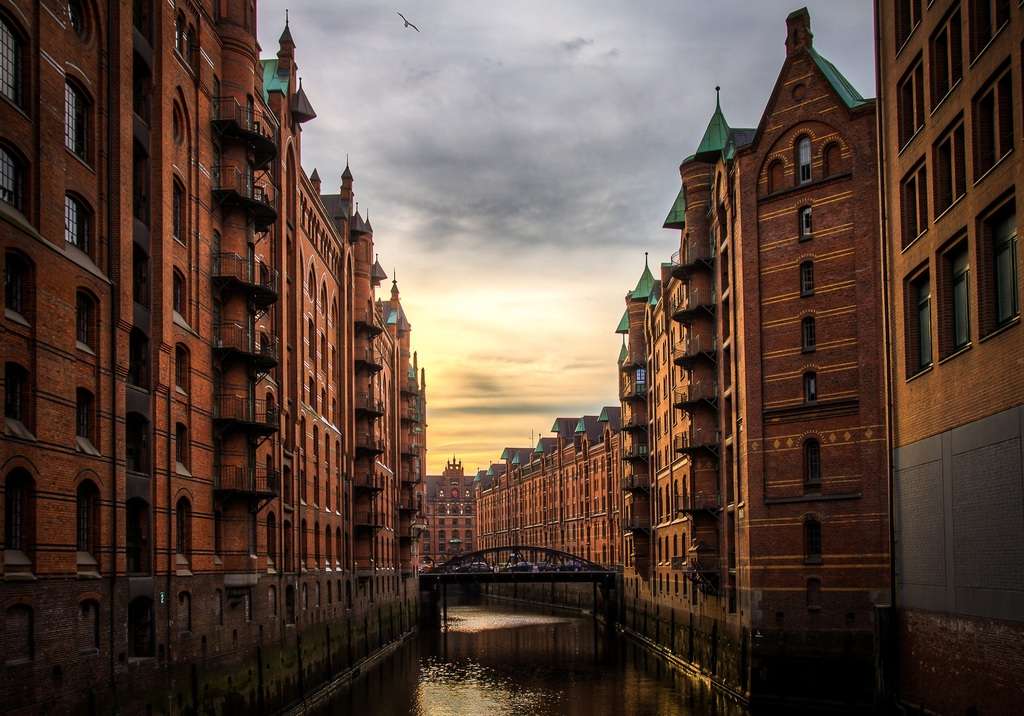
[507,561,535,572]
[458,561,492,573]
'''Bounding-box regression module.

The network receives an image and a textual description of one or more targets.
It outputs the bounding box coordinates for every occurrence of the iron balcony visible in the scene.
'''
[672,379,719,408]
[353,511,383,530]
[355,433,385,456]
[354,392,386,417]
[675,492,722,515]
[620,412,647,432]
[211,252,279,307]
[211,165,278,232]
[621,474,650,492]
[401,440,422,457]
[214,464,279,500]
[670,287,716,323]
[401,377,419,395]
[214,395,278,436]
[354,308,383,336]
[673,428,720,455]
[670,556,688,571]
[352,472,385,493]
[398,493,421,513]
[214,322,279,370]
[211,97,279,169]
[622,443,649,461]
[621,380,648,401]
[354,347,384,373]
[401,405,422,423]
[623,514,651,532]
[670,238,715,279]
[672,333,717,367]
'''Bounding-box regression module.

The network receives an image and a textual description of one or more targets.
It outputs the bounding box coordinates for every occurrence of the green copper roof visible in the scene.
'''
[500,448,512,460]
[618,343,628,364]
[663,187,686,230]
[694,91,730,159]
[615,309,629,334]
[534,441,545,454]
[550,418,561,432]
[574,418,586,434]
[808,47,870,109]
[511,452,522,465]
[648,291,659,306]
[598,407,610,422]
[630,257,655,301]
[261,59,289,103]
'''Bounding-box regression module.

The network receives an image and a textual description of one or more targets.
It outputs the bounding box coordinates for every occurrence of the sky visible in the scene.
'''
[257,1,876,475]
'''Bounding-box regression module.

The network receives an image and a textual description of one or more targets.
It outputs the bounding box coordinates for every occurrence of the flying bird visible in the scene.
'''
[396,11,420,32]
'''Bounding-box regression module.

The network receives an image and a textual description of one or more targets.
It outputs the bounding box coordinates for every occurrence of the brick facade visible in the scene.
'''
[421,458,476,565]
[875,0,1024,712]
[0,2,426,712]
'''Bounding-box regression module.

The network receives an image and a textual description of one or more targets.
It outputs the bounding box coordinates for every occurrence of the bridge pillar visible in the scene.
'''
[419,580,441,627]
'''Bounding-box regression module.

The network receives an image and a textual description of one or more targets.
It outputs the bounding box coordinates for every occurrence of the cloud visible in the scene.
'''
[259,0,876,471]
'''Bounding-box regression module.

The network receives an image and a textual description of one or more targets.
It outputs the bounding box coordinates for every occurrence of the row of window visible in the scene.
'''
[895,0,1009,64]
[900,61,1015,246]
[906,201,1017,374]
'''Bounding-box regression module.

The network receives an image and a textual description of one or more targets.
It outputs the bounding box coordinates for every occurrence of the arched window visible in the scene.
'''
[174,344,189,392]
[78,600,100,653]
[0,145,25,210]
[4,469,34,561]
[267,512,277,564]
[67,1,87,37]
[268,585,278,615]
[64,81,89,160]
[300,519,308,565]
[285,584,296,624]
[125,412,149,473]
[804,439,821,485]
[307,266,316,297]
[127,597,154,657]
[5,361,31,428]
[174,12,186,55]
[800,260,814,296]
[308,317,316,363]
[132,244,149,306]
[308,377,316,412]
[5,250,31,318]
[128,328,149,387]
[798,206,812,241]
[796,136,812,184]
[76,480,99,559]
[4,604,33,662]
[125,497,150,573]
[175,422,189,469]
[314,521,321,565]
[64,194,91,254]
[172,268,186,317]
[283,519,293,572]
[76,290,96,349]
[172,180,185,243]
[335,527,342,566]
[823,142,843,176]
[803,371,818,403]
[325,525,332,566]
[76,388,95,444]
[175,497,191,562]
[320,284,327,313]
[804,517,822,561]
[767,159,784,194]
[1,15,25,106]
[801,316,816,352]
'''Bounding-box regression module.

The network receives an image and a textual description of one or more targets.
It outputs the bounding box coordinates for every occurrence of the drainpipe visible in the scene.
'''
[106,1,120,698]
[873,0,899,703]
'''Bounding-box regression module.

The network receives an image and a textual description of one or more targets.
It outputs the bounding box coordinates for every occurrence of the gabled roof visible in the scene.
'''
[291,80,317,123]
[319,193,350,222]
[808,47,870,109]
[663,187,686,230]
[618,342,628,364]
[694,90,730,160]
[598,406,621,431]
[630,257,655,301]
[309,168,321,184]
[615,308,630,334]
[551,418,579,439]
[534,437,558,455]
[260,59,289,102]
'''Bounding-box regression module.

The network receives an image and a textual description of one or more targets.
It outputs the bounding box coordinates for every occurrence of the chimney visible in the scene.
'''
[785,7,813,57]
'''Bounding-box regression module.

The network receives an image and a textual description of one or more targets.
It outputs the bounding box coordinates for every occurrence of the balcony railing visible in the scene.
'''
[621,474,650,492]
[401,440,422,456]
[670,287,716,321]
[352,472,385,492]
[214,395,278,433]
[672,379,718,407]
[623,514,651,531]
[354,392,385,417]
[211,165,278,231]
[212,252,279,306]
[355,347,384,372]
[212,97,279,168]
[622,443,649,460]
[673,428,720,455]
[354,308,383,335]
[675,492,722,514]
[670,238,715,278]
[620,412,646,431]
[353,511,383,529]
[672,334,717,365]
[355,433,385,454]
[214,322,279,368]
[215,464,279,498]
[621,380,648,400]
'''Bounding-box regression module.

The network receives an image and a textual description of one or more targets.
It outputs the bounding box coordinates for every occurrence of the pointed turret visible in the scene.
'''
[694,87,730,161]
[292,77,317,123]
[630,252,655,301]
[391,275,400,301]
[371,254,388,284]
[309,167,321,193]
[277,11,295,67]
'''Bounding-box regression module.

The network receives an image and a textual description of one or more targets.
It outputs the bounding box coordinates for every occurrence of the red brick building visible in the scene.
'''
[875,0,1023,712]
[421,458,476,565]
[0,2,425,712]
[475,407,623,567]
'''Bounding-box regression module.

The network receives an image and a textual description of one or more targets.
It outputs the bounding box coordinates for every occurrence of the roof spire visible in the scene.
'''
[644,250,649,268]
[278,9,295,48]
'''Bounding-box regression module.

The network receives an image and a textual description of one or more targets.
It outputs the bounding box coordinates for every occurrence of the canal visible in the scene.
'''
[314,599,746,715]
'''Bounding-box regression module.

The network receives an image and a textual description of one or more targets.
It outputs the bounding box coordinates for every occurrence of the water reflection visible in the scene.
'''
[322,600,745,716]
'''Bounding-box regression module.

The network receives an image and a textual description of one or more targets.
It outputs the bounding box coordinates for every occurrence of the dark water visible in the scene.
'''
[317,600,746,716]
